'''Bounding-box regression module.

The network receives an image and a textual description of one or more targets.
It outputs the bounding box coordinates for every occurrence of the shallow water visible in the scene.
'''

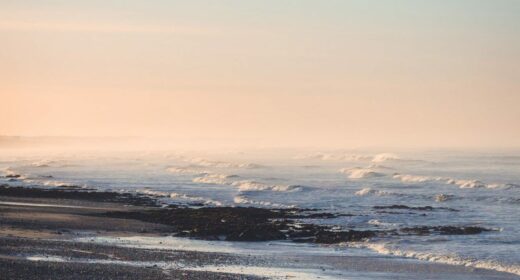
[1,149,519,276]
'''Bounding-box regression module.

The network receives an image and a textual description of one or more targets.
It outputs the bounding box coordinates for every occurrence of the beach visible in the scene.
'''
[1,184,518,280]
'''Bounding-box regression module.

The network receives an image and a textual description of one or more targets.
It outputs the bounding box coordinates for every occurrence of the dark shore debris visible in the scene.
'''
[97,207,377,244]
[98,206,491,244]
[0,184,494,244]
[0,184,157,206]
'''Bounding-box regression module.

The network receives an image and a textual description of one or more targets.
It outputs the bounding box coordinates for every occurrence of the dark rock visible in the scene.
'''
[0,185,157,206]
[98,206,379,244]
[373,205,458,212]
[400,226,492,235]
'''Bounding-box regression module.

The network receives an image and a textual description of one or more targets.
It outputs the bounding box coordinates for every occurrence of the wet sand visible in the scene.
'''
[0,185,518,280]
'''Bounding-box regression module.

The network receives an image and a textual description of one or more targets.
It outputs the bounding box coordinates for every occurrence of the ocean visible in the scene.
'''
[1,148,519,277]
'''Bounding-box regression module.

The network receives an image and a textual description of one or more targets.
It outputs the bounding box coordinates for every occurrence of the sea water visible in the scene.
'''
[1,148,519,276]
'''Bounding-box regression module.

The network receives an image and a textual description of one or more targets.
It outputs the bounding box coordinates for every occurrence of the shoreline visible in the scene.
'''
[1,184,518,279]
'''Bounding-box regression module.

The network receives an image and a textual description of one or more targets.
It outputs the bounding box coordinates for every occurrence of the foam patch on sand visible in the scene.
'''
[186,265,344,280]
[25,254,345,279]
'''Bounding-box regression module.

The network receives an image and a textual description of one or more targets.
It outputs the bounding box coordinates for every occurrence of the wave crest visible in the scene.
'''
[340,168,385,179]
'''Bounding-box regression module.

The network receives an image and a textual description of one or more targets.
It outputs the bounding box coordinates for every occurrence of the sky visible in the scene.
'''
[1,0,519,149]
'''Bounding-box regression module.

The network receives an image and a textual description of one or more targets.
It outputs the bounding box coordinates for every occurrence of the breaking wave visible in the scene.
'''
[192,173,239,185]
[354,187,392,196]
[347,242,520,276]
[233,195,295,208]
[340,167,385,179]
[231,180,305,192]
[393,173,517,190]
[192,173,306,193]
[136,189,223,206]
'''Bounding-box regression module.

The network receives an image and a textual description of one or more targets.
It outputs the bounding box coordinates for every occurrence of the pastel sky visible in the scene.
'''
[1,1,519,148]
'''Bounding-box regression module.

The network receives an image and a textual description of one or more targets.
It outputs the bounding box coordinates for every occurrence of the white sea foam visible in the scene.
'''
[233,195,294,208]
[447,179,487,189]
[393,173,513,190]
[340,168,385,179]
[41,180,86,188]
[169,192,223,206]
[434,194,454,202]
[137,189,223,206]
[347,242,520,276]
[192,173,304,193]
[192,173,239,185]
[137,189,171,197]
[232,180,303,192]
[367,219,400,228]
[354,187,391,196]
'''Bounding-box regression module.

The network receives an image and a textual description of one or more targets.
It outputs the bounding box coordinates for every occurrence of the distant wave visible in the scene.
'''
[166,166,208,174]
[192,173,307,193]
[294,152,427,165]
[187,157,262,169]
[294,153,372,161]
[371,153,400,163]
[347,242,520,276]
[31,160,56,168]
[355,187,392,196]
[231,180,305,192]
[340,167,385,179]
[393,173,517,190]
[27,160,75,168]
[192,173,239,185]
[367,164,393,170]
